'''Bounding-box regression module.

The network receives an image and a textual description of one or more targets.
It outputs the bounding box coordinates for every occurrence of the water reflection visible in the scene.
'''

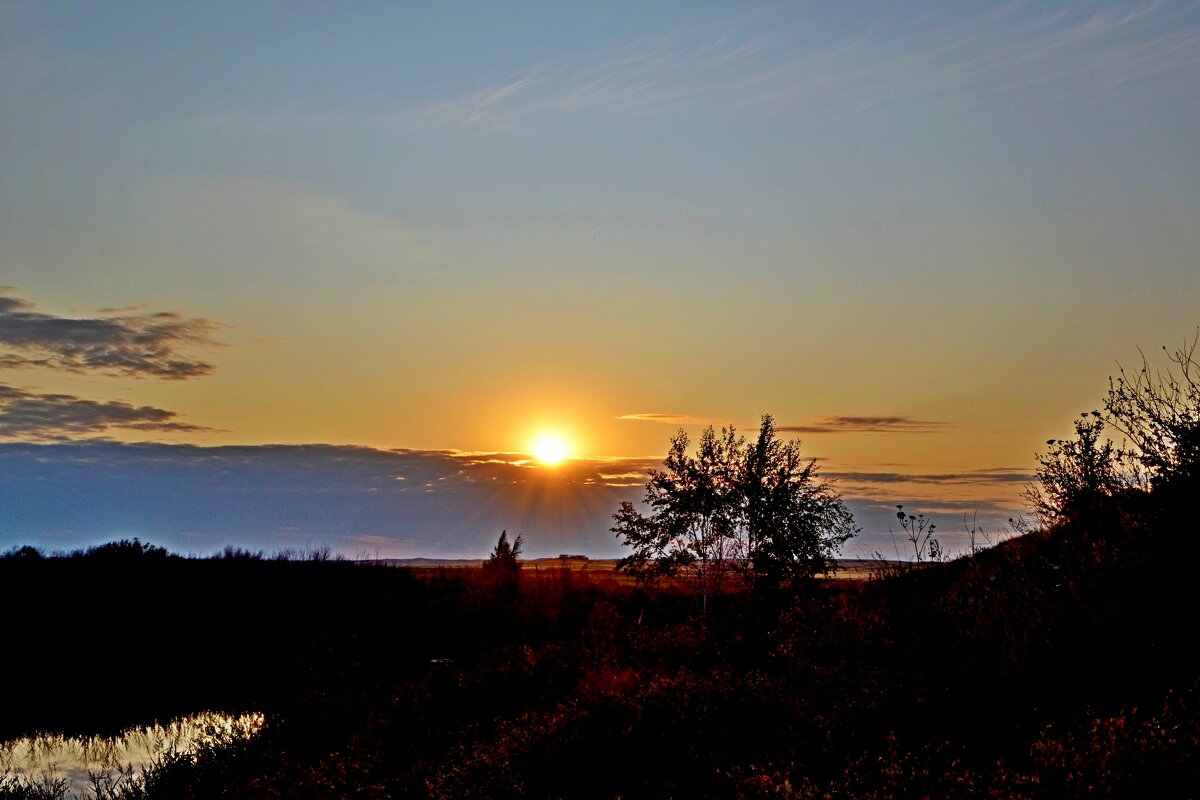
[0,711,263,794]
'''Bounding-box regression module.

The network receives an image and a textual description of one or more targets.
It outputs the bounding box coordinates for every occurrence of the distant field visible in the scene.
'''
[362,556,898,581]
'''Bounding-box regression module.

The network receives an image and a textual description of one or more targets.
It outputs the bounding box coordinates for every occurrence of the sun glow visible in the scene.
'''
[532,434,569,465]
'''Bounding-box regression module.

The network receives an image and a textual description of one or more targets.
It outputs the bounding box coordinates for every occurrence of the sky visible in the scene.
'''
[1,1,1198,558]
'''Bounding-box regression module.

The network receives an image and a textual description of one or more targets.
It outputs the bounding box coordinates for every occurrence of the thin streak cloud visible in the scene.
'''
[620,413,949,435]
[779,416,951,435]
[617,412,735,427]
[394,2,1200,131]
[408,68,546,130]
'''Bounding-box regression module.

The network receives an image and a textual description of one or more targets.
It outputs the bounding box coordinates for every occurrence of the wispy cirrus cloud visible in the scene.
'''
[397,34,771,130]
[0,291,224,380]
[394,2,1200,131]
[0,384,216,441]
[408,68,546,130]
[779,416,951,435]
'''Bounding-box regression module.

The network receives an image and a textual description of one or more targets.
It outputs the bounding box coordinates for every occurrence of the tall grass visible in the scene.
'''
[0,712,262,799]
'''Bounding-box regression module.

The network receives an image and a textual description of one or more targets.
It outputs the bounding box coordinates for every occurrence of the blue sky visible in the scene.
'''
[1,1,1198,557]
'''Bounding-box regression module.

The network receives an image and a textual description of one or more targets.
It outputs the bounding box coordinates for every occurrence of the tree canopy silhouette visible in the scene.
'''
[613,415,854,603]
[484,529,523,574]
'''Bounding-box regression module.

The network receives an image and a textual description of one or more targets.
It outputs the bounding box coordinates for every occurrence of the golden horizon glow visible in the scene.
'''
[532,433,570,465]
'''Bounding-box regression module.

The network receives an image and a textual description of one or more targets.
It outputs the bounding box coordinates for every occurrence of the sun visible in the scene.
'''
[532,434,569,466]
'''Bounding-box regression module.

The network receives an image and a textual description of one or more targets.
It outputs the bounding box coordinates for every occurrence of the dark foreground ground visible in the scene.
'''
[2,511,1198,798]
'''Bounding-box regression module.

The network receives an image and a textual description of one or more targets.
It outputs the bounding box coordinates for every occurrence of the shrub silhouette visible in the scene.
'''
[0,544,43,560]
[1028,412,1127,527]
[76,538,172,561]
[1106,331,1200,491]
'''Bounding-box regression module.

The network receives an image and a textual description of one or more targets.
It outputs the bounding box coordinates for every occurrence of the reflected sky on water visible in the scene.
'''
[0,711,263,794]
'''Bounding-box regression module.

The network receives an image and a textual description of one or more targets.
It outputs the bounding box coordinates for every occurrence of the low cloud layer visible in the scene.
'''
[0,442,656,558]
[0,385,214,440]
[0,442,1024,560]
[0,292,223,379]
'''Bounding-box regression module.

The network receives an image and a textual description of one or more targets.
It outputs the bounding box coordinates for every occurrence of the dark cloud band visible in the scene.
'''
[0,293,223,380]
[0,384,214,440]
[826,469,1032,486]
[779,416,951,434]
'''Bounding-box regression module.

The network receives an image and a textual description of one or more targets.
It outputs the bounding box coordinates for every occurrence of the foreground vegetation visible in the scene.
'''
[4,506,1197,798]
[2,336,1198,798]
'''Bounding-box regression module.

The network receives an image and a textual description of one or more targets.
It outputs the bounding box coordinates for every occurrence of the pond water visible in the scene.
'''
[0,711,263,795]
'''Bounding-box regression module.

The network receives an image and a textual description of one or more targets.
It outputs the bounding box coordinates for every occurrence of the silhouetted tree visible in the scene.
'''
[484,530,523,573]
[614,416,854,603]
[743,415,856,585]
[613,425,742,610]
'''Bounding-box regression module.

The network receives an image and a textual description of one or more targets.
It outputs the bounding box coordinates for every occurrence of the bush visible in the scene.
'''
[1106,332,1200,492]
[1026,412,1127,528]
